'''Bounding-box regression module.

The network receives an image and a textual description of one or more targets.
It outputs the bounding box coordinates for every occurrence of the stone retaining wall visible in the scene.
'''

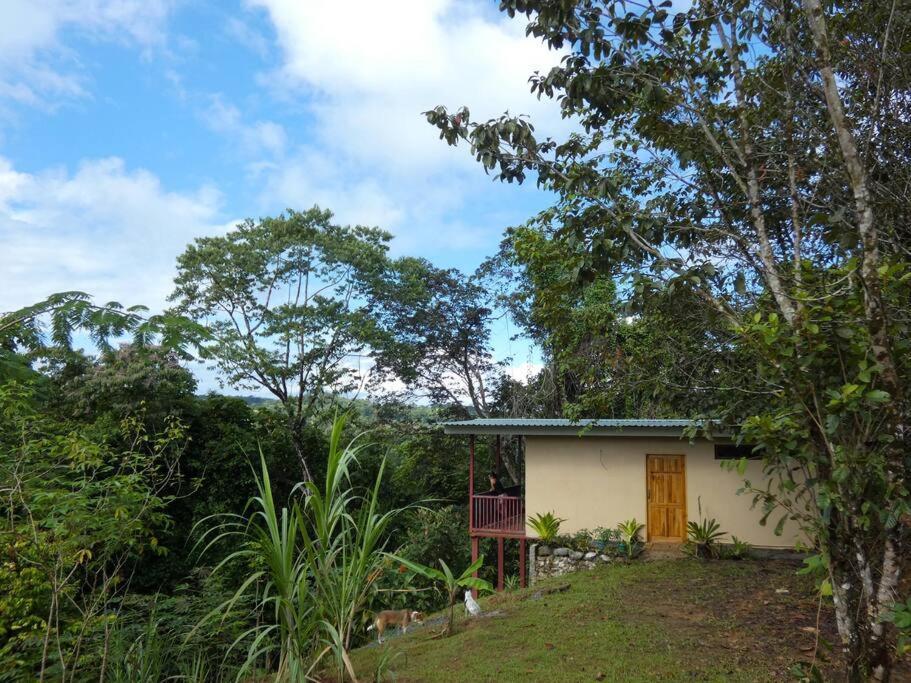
[528,543,614,584]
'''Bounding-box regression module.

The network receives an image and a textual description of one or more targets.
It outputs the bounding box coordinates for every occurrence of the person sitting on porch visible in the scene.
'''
[487,471,505,496]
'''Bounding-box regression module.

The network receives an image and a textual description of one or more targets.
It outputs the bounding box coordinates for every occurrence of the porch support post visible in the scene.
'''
[468,434,475,532]
[469,435,478,599]
[470,536,479,599]
[519,538,526,588]
[497,537,504,591]
[495,434,502,477]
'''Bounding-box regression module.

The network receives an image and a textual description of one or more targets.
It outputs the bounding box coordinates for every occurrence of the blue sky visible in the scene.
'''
[1,0,569,390]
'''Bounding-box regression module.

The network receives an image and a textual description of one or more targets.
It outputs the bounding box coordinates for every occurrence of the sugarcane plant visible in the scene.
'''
[193,414,401,682]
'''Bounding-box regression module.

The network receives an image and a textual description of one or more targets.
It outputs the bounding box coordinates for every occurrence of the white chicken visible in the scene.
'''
[463,589,482,617]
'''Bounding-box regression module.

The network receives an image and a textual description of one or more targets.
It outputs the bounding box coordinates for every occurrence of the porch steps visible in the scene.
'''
[642,542,687,561]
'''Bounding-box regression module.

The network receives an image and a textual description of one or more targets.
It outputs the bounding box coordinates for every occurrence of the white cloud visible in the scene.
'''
[249,0,566,173]
[249,143,542,257]
[255,150,405,228]
[506,361,545,383]
[223,16,270,59]
[0,0,174,109]
[200,95,288,157]
[0,155,223,312]
[230,0,568,257]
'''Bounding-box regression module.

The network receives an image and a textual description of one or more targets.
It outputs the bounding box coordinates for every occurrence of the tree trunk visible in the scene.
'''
[828,524,899,681]
[802,3,904,678]
[870,535,902,680]
[290,427,314,485]
[829,542,869,682]
[497,436,520,486]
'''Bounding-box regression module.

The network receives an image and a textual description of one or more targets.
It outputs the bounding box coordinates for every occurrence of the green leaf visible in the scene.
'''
[734,272,746,295]
[459,554,486,581]
[736,457,748,477]
[865,389,890,404]
[774,514,787,536]
[393,555,446,582]
[459,576,494,593]
[438,558,456,584]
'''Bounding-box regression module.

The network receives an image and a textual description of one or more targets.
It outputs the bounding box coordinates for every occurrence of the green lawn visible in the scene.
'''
[348,558,844,682]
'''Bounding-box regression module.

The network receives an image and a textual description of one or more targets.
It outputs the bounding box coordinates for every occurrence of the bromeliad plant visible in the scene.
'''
[194,414,401,683]
[616,519,644,559]
[687,518,726,559]
[392,555,492,636]
[686,498,725,559]
[527,511,565,543]
[503,575,521,592]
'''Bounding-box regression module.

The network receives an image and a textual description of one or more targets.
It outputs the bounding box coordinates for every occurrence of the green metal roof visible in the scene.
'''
[440,418,722,437]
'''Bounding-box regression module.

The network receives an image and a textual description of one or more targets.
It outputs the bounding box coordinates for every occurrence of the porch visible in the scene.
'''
[447,426,529,592]
[471,491,525,536]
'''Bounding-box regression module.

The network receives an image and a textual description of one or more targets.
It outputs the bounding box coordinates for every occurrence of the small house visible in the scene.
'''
[441,418,804,589]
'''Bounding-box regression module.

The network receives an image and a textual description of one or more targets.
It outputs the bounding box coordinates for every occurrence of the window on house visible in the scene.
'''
[714,444,762,460]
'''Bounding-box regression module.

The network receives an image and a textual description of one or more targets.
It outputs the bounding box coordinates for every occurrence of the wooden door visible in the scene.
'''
[646,455,686,541]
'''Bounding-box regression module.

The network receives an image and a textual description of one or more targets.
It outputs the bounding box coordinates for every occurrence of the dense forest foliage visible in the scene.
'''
[0,337,490,680]
[2,0,911,681]
[0,270,542,680]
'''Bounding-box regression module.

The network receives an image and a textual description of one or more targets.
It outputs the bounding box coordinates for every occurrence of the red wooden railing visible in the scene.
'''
[471,494,525,535]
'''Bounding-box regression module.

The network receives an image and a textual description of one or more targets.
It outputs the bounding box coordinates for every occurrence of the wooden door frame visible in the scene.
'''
[645,453,687,542]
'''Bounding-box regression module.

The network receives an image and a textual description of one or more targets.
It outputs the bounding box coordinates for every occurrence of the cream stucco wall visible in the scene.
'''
[524,435,804,549]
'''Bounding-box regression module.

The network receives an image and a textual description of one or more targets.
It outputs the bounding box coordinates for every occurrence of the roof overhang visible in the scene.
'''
[440,418,731,439]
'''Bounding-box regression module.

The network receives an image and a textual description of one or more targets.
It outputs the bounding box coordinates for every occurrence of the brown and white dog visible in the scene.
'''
[366,610,424,643]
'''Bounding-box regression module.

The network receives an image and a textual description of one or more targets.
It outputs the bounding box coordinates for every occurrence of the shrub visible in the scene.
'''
[592,526,618,551]
[724,536,752,560]
[527,511,565,543]
[0,383,184,681]
[571,528,595,551]
[551,529,595,552]
[400,506,468,566]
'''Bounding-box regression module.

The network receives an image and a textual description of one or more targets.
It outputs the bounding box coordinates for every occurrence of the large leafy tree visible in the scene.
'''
[55,345,198,433]
[371,258,531,482]
[371,258,503,416]
[428,1,910,679]
[500,224,746,418]
[170,207,390,482]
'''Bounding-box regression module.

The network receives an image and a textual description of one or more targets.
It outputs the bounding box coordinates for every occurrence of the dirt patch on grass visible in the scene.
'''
[609,558,911,680]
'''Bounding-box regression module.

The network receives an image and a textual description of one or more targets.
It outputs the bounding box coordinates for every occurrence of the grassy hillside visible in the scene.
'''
[349,559,856,682]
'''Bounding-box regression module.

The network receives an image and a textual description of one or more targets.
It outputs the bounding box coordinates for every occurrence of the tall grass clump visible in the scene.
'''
[194,414,401,682]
